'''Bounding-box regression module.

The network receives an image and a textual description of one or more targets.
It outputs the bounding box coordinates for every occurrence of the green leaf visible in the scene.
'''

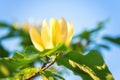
[57,56,92,80]
[103,36,120,45]
[0,22,10,27]
[89,22,103,34]
[0,67,38,80]
[71,42,84,52]
[56,50,114,80]
[0,57,33,71]
[43,43,67,56]
[90,18,110,33]
[0,64,10,77]
[0,43,66,78]
[0,51,39,78]
[23,45,40,58]
[41,70,65,80]
[19,67,38,79]
[53,73,65,80]
[80,30,90,39]
[97,44,110,50]
[23,43,66,57]
[0,45,9,57]
[41,71,54,80]
[12,52,25,59]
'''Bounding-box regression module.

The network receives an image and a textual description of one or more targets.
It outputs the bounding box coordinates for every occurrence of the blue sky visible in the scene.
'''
[0,0,120,80]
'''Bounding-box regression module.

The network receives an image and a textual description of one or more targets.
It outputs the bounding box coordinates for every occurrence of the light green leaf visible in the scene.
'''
[0,67,38,80]
[0,51,39,78]
[23,45,40,59]
[19,67,38,79]
[43,43,67,56]
[41,71,54,80]
[41,70,65,80]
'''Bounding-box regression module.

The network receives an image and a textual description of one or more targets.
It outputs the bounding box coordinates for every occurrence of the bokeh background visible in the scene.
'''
[0,0,120,80]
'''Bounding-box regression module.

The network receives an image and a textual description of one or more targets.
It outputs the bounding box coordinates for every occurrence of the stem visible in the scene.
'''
[42,60,55,71]
[25,56,57,80]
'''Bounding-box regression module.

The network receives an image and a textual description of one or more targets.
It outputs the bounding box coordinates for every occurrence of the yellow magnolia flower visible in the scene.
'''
[29,17,74,52]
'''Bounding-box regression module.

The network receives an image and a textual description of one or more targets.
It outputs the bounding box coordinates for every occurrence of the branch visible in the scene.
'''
[25,59,55,80]
[42,60,55,71]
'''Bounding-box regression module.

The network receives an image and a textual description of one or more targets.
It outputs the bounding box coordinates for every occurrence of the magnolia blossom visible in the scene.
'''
[29,17,74,51]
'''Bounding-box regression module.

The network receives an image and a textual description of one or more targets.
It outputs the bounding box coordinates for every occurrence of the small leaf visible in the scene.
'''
[19,67,38,79]
[53,73,65,80]
[41,71,54,80]
[80,30,90,39]
[0,22,10,27]
[41,70,65,80]
[103,36,120,45]
[0,64,10,76]
[97,44,110,50]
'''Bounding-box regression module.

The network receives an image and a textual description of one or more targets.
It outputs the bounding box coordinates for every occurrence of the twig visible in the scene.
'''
[25,58,56,80]
[41,63,47,69]
[42,60,55,71]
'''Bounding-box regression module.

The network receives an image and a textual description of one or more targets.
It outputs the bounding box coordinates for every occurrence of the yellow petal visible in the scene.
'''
[59,17,68,42]
[29,27,44,51]
[37,22,43,32]
[41,20,54,49]
[65,21,74,46]
[50,18,61,46]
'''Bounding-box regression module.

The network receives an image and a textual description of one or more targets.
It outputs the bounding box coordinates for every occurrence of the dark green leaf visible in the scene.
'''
[0,22,10,27]
[41,70,54,80]
[103,36,120,45]
[0,45,9,57]
[71,42,84,52]
[89,23,103,33]
[56,50,114,80]
[53,73,65,80]
[80,30,90,39]
[97,44,110,50]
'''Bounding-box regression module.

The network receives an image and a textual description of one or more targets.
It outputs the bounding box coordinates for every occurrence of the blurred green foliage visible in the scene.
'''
[0,20,119,80]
